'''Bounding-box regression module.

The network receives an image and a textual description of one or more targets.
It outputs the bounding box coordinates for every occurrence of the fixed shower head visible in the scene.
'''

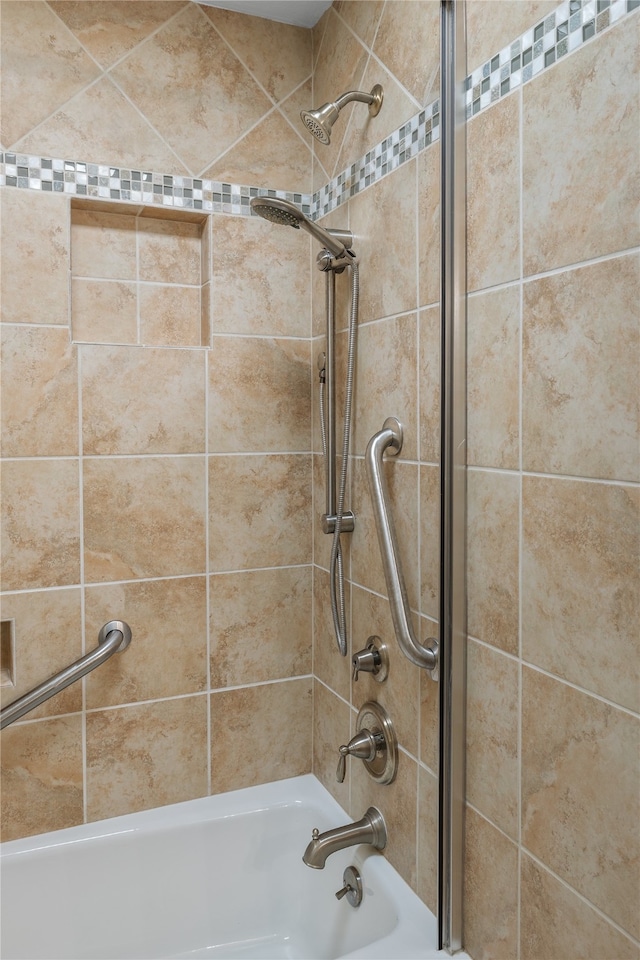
[250,196,352,259]
[301,84,383,146]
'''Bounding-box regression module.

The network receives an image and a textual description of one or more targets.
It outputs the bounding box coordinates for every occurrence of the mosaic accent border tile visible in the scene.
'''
[312,99,440,219]
[0,156,312,218]
[464,0,637,119]
[0,0,637,222]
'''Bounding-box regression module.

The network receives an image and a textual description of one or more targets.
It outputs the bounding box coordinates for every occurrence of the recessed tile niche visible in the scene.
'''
[70,200,210,347]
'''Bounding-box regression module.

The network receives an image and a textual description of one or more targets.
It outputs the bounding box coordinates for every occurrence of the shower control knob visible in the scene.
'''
[336,729,383,783]
[352,637,389,682]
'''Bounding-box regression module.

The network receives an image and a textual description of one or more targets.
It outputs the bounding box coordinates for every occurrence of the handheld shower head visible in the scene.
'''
[301,84,383,146]
[250,196,352,259]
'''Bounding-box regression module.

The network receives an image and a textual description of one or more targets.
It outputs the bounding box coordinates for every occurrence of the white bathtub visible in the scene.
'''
[0,774,466,960]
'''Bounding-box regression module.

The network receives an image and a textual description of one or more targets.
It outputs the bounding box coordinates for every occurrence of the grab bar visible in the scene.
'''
[0,620,132,730]
[365,419,439,678]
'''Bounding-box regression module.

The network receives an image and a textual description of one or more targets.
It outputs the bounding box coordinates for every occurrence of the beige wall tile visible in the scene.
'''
[71,209,137,281]
[522,667,640,939]
[420,464,439,621]
[353,314,418,460]
[417,764,438,913]
[203,110,311,194]
[332,1,384,49]
[418,145,440,310]
[210,679,312,792]
[313,566,351,701]
[350,748,419,891]
[81,344,206,455]
[349,160,418,321]
[312,454,333,568]
[110,5,271,177]
[16,77,189,177]
[464,806,519,960]
[468,286,520,470]
[312,6,331,68]
[522,477,639,712]
[83,456,206,582]
[466,0,558,73]
[351,458,419,604]
[467,469,519,655]
[373,0,439,107]
[523,20,640,275]
[85,577,207,708]
[201,281,211,348]
[86,696,208,821]
[139,284,202,347]
[419,305,440,464]
[0,715,83,841]
[467,92,520,293]
[0,0,100,147]
[278,79,313,149]
[466,639,519,839]
[523,255,639,482]
[209,567,311,687]
[0,588,82,720]
[49,1,187,69]
[209,454,311,571]
[138,219,201,286]
[520,854,639,960]
[313,678,351,810]
[1,190,69,326]
[211,214,310,338]
[201,6,311,104]
[201,216,212,284]
[351,584,420,758]
[72,280,138,344]
[1,459,80,591]
[1,325,78,458]
[208,336,311,453]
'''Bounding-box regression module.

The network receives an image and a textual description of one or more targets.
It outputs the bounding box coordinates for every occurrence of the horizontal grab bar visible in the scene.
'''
[365,419,439,677]
[0,621,132,730]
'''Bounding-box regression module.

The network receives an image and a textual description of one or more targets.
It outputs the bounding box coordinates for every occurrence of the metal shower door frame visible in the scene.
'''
[438,0,467,954]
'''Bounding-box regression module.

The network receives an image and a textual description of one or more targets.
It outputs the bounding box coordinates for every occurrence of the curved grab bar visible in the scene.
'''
[0,621,132,730]
[365,419,439,677]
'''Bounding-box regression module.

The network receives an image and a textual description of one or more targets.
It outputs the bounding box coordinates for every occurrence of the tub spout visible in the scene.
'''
[302,807,387,869]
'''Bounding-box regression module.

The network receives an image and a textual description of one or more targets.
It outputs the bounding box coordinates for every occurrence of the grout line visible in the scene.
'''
[9,677,314,728]
[0,565,314,599]
[520,846,640,950]
[516,75,525,960]
[464,635,640,720]
[204,347,212,797]
[467,245,640,298]
[519,661,640,720]
[77,328,88,823]
[467,464,640,488]
[73,276,202,289]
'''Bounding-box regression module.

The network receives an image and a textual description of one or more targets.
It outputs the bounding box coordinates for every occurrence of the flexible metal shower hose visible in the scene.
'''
[319,261,359,657]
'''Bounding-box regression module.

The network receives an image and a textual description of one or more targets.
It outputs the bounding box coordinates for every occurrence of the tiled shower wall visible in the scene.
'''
[461,2,639,957]
[0,0,316,838]
[1,2,639,959]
